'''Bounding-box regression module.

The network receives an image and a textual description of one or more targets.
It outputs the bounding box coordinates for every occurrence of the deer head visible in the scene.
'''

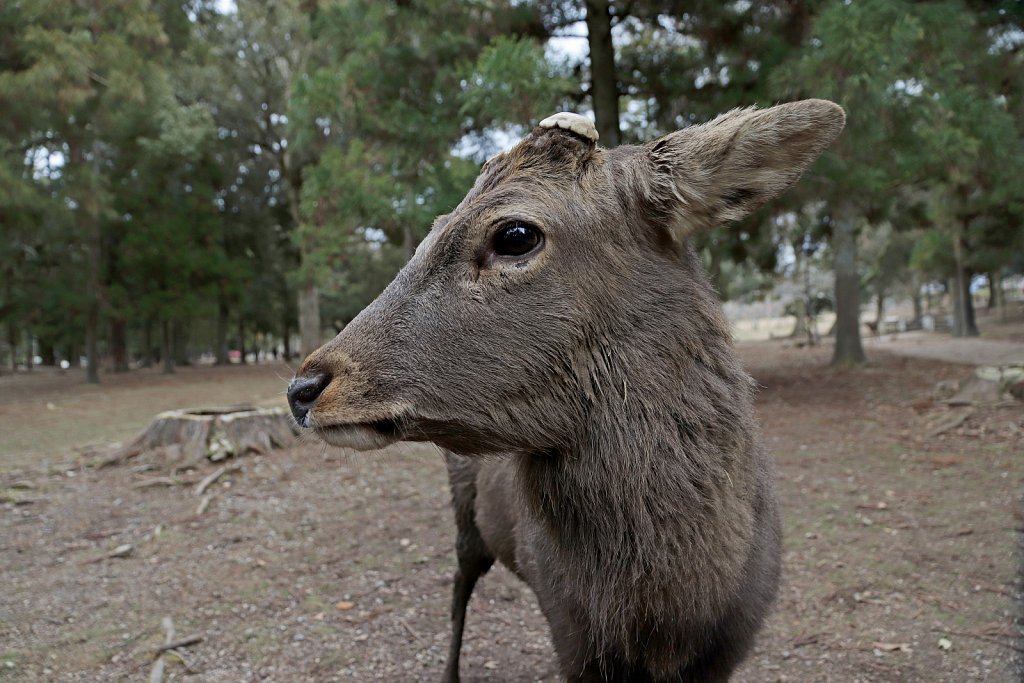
[287,100,845,455]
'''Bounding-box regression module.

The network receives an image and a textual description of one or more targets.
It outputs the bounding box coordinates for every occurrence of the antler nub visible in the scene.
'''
[539,112,599,143]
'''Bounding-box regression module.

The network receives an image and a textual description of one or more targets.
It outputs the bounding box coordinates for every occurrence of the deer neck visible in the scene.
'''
[516,329,760,577]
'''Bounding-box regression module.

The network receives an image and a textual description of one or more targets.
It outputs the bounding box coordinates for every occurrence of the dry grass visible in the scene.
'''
[0,363,292,473]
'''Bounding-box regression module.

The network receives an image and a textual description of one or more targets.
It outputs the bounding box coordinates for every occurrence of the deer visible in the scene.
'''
[287,99,845,682]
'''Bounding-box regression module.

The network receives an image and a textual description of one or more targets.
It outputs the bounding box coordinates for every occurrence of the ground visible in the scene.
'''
[1,340,1021,682]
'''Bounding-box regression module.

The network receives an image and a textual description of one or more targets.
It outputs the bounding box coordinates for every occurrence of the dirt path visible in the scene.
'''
[863,330,1024,366]
[1,345,1021,682]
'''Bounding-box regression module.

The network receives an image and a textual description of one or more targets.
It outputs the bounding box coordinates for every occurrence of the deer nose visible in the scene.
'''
[287,373,332,425]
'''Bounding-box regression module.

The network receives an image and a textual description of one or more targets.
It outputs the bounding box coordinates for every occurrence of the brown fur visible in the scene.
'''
[290,100,845,682]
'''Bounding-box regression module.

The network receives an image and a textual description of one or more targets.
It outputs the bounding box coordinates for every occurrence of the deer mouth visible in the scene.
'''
[314,417,402,451]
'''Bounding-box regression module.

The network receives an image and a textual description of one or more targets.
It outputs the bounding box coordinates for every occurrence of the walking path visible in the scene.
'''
[862,330,1024,366]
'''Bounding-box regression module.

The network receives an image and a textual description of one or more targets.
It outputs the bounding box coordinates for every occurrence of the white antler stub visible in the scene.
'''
[539,112,599,143]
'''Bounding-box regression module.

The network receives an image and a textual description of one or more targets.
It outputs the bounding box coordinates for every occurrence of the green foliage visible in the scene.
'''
[289,0,570,315]
[2,0,1022,369]
[460,35,574,128]
[321,238,410,329]
[910,228,955,279]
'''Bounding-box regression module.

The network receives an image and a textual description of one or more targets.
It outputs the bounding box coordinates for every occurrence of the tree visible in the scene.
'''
[776,0,946,365]
[288,0,571,335]
[0,1,209,381]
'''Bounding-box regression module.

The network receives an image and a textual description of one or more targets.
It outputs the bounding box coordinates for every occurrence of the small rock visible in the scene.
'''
[483,661,498,670]
[938,637,952,651]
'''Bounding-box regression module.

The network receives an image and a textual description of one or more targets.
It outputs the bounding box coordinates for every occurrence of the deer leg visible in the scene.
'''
[441,550,493,683]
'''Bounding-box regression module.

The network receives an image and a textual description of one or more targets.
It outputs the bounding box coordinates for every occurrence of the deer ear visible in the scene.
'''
[639,99,845,240]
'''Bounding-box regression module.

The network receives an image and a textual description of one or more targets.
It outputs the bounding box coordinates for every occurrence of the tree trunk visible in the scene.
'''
[40,339,56,366]
[238,318,247,365]
[161,320,175,374]
[173,320,190,366]
[83,139,103,385]
[298,283,320,359]
[962,273,979,337]
[107,406,299,466]
[283,319,291,361]
[951,228,978,337]
[993,271,1007,323]
[110,318,129,372]
[831,208,866,366]
[874,287,885,327]
[85,300,100,383]
[986,272,997,310]
[789,297,808,339]
[6,320,16,373]
[142,319,153,368]
[215,298,230,365]
[911,280,923,326]
[584,0,621,146]
[24,327,33,372]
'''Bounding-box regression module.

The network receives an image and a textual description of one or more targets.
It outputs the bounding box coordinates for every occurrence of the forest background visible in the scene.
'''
[2,0,1022,382]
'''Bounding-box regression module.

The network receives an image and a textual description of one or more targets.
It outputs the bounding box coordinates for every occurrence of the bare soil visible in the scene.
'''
[1,344,1021,682]
[863,330,1024,366]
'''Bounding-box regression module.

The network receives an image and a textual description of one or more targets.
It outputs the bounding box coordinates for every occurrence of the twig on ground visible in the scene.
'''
[153,634,203,655]
[132,477,180,489]
[148,658,164,683]
[791,632,822,648]
[194,464,240,496]
[196,495,212,515]
[80,543,134,565]
[397,617,429,647]
[149,617,176,683]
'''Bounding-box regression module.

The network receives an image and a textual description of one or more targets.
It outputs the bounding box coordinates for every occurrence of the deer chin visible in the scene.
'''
[313,418,402,452]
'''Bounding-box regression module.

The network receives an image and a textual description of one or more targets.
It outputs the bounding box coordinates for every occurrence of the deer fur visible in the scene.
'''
[290,100,845,682]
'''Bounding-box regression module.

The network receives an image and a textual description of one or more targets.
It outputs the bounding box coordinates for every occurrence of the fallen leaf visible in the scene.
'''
[335,601,355,611]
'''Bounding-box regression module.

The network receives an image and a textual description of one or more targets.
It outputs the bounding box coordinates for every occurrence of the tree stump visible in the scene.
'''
[104,405,299,467]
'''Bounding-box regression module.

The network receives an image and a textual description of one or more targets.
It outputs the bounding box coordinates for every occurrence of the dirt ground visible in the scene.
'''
[863,330,1024,366]
[1,342,1022,682]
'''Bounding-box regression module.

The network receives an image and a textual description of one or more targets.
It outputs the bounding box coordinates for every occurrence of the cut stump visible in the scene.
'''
[103,405,298,467]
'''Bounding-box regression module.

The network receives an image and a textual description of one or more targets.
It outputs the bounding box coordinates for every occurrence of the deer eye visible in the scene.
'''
[493,222,542,257]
